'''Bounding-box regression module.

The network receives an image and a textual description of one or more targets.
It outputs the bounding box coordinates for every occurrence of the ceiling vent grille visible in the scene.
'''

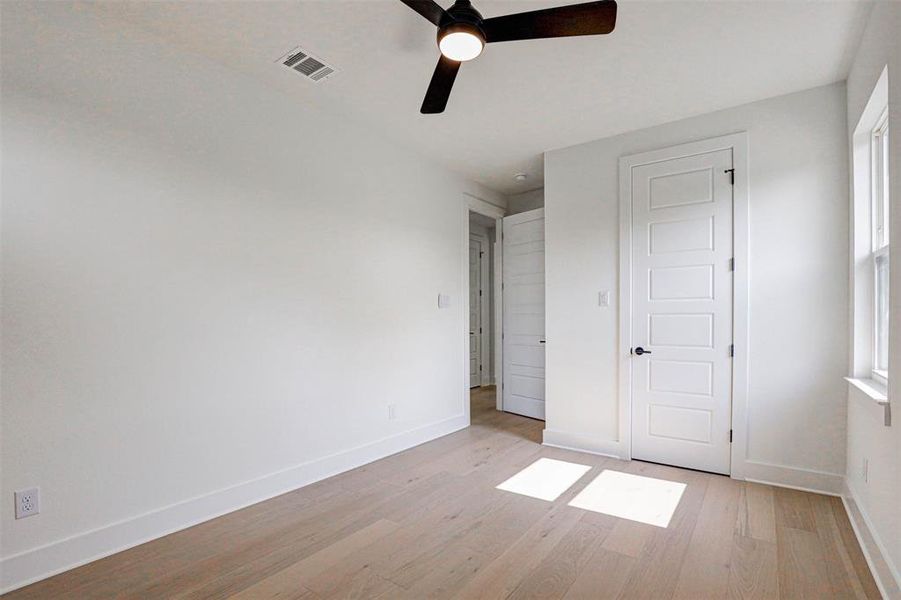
[277,46,337,83]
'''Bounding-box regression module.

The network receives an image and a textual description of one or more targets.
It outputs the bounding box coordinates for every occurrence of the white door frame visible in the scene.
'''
[494,217,504,410]
[469,230,491,387]
[618,132,749,480]
[462,194,505,423]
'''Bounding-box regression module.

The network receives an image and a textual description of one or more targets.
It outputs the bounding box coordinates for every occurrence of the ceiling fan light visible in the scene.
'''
[438,27,484,62]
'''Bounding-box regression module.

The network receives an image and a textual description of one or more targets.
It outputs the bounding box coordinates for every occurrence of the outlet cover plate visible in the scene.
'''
[15,487,40,519]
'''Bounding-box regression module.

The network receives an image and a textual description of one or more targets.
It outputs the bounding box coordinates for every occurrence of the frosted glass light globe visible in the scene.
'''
[439,31,484,62]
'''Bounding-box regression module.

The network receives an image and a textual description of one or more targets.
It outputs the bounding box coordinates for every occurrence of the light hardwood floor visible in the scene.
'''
[5,386,879,599]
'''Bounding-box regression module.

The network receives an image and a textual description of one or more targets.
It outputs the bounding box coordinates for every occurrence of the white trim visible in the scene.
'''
[872,243,890,377]
[0,414,468,594]
[850,66,889,380]
[542,429,625,460]
[741,460,844,495]
[464,195,505,412]
[617,160,633,459]
[617,132,750,478]
[466,193,505,220]
[870,108,889,253]
[842,481,901,599]
[743,478,841,498]
[846,377,892,427]
[494,217,504,408]
[461,203,472,421]
[845,377,889,404]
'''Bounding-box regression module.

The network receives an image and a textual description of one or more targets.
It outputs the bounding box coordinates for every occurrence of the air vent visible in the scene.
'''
[277,46,337,83]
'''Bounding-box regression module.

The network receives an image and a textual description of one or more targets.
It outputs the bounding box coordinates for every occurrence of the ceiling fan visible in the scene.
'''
[399,0,617,114]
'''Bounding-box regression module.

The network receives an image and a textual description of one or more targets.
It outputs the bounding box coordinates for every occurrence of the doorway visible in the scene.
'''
[468,211,497,394]
[464,202,548,426]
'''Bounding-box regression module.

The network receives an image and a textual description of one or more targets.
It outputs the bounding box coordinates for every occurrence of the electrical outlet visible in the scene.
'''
[598,290,610,307]
[388,404,397,421]
[15,487,40,519]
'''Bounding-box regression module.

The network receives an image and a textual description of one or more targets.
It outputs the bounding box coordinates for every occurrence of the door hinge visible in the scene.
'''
[479,289,482,297]
[725,168,735,185]
[729,344,734,357]
[729,429,733,443]
[479,251,484,258]
[479,327,482,334]
[728,257,734,271]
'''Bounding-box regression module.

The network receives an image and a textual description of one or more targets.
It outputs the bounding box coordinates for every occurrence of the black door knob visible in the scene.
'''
[634,346,652,356]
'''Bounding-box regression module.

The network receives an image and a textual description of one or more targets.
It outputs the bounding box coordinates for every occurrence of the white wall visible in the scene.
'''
[544,83,850,490]
[0,2,504,591]
[507,188,545,215]
[844,1,901,594]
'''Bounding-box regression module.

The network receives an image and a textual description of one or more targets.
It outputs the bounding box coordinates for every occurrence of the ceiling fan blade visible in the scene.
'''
[398,0,450,27]
[421,55,461,114]
[482,0,617,43]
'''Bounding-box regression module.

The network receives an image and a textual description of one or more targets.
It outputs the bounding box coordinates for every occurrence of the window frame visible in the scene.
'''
[872,246,889,384]
[871,109,889,251]
[871,108,889,385]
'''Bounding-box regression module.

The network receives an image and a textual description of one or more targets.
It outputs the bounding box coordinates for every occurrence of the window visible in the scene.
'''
[871,109,889,382]
[851,67,890,392]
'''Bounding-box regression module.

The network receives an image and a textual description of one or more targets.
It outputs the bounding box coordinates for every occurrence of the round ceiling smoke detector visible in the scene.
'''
[513,173,528,183]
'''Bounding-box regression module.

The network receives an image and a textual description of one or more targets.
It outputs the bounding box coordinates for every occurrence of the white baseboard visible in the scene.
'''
[542,429,625,460]
[0,414,469,595]
[539,436,844,497]
[842,480,901,599]
[740,460,844,495]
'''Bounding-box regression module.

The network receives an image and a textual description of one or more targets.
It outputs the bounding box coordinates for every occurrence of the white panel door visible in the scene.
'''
[503,209,545,420]
[469,238,481,388]
[631,149,733,474]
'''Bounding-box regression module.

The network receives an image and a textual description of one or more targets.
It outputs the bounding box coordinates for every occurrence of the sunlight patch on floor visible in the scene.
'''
[568,470,686,528]
[496,457,592,501]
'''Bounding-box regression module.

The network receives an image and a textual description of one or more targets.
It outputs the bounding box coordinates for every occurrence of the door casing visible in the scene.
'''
[618,132,749,480]
[462,195,506,423]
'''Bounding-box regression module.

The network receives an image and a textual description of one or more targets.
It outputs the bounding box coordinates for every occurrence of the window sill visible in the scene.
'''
[845,377,891,427]
[845,377,888,405]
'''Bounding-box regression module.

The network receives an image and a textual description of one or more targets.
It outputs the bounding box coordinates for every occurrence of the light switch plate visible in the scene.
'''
[599,291,610,307]
[438,294,451,309]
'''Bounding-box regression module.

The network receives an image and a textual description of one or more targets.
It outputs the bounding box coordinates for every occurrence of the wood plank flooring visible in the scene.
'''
[4,387,880,599]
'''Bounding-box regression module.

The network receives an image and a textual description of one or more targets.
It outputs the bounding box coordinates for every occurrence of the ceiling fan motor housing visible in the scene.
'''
[438,0,487,50]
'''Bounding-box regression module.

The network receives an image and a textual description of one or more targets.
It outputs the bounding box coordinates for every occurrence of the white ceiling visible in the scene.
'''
[95,0,870,195]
